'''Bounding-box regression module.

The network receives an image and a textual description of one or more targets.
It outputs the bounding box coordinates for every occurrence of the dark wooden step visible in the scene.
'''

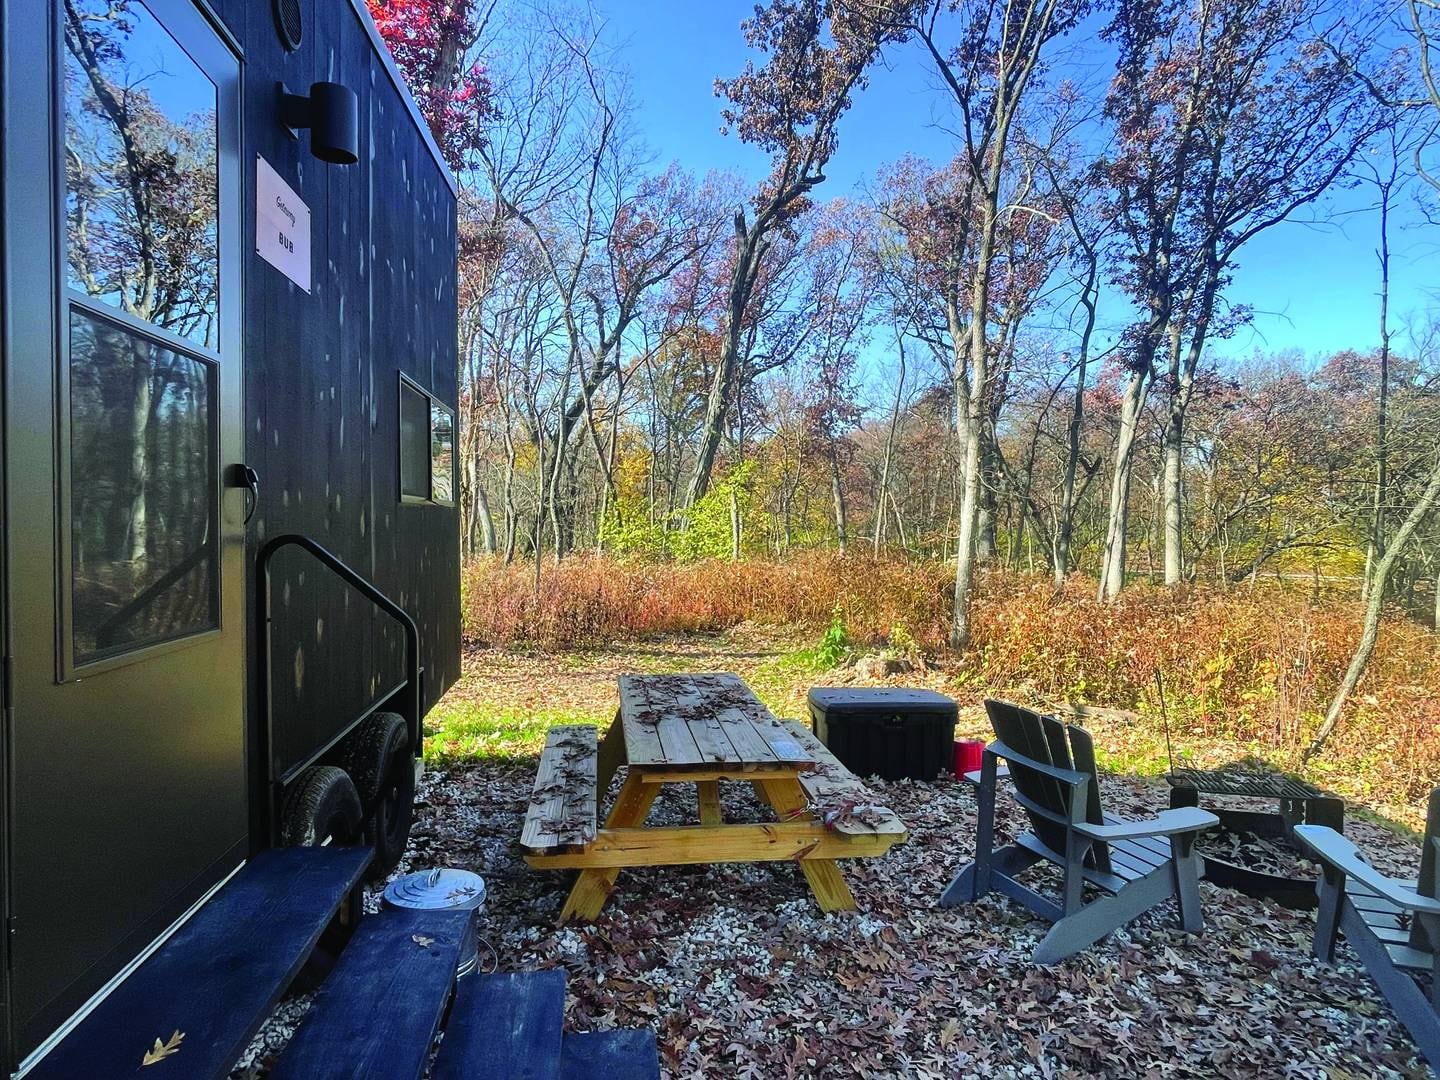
[27,845,371,1080]
[560,1029,661,1080]
[431,969,567,1080]
[270,906,471,1080]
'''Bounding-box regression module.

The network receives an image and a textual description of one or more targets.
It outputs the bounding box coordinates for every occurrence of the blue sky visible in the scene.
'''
[598,1,1436,365]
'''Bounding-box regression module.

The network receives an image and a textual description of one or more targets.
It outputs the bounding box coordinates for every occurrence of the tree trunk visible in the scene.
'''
[829,448,848,554]
[1366,175,1393,603]
[1054,275,1097,588]
[686,216,763,508]
[873,337,906,555]
[951,400,985,647]
[888,489,909,552]
[475,473,496,555]
[951,235,994,647]
[1098,364,1152,600]
[1305,452,1440,761]
[1161,320,1187,586]
[125,339,154,565]
[976,431,999,565]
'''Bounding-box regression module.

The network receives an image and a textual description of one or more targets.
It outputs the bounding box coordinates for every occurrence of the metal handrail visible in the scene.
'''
[255,534,422,793]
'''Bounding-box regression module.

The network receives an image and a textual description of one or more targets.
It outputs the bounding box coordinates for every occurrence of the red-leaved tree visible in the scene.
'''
[366,0,496,170]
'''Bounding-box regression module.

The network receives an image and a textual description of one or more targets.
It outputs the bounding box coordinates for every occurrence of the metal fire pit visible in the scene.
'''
[1166,768,1344,910]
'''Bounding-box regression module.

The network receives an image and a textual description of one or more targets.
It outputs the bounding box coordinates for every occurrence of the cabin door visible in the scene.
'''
[2,0,247,1063]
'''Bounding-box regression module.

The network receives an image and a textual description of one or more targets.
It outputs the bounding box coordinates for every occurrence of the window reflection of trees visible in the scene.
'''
[70,313,215,662]
[63,0,219,345]
[62,0,221,663]
[431,405,455,504]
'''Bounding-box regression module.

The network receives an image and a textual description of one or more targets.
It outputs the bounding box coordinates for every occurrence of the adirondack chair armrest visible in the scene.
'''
[963,765,1009,785]
[1294,824,1440,915]
[987,740,1088,788]
[1071,806,1218,842]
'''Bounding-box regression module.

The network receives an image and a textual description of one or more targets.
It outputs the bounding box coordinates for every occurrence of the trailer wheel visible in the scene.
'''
[342,712,415,877]
[281,766,364,848]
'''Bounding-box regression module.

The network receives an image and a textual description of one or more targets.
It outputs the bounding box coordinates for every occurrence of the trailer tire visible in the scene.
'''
[342,712,414,877]
[342,712,410,803]
[281,766,364,848]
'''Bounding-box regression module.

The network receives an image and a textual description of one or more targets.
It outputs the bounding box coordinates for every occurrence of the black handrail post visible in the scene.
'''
[255,534,423,844]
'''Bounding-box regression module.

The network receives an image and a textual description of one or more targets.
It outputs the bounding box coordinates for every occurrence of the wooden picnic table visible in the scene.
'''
[520,673,907,921]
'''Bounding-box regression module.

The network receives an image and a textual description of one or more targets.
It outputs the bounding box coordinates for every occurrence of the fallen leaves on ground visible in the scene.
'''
[392,759,1427,1079]
[230,630,1431,1078]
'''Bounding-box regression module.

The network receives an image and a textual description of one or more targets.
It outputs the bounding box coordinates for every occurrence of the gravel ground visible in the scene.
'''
[236,753,1433,1079]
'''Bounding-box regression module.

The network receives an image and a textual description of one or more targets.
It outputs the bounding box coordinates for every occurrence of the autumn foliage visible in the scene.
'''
[462,553,1440,806]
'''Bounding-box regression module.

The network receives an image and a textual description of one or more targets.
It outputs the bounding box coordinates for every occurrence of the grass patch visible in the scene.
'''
[423,702,606,766]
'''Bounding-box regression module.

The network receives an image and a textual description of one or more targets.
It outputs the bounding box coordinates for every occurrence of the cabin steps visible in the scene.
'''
[559,1029,664,1079]
[268,907,472,1080]
[25,846,373,1080]
[432,968,660,1080]
[27,846,660,1079]
[432,969,567,1080]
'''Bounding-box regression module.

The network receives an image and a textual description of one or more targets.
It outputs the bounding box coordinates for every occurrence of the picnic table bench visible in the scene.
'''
[520,673,907,920]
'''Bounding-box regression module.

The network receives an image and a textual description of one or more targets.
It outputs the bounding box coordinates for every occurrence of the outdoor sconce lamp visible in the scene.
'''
[279,82,359,165]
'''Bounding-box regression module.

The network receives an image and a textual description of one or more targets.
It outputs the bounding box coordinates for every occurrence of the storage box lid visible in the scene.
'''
[807,687,957,717]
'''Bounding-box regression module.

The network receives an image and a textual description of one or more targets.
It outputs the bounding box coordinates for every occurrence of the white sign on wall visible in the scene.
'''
[256,156,311,293]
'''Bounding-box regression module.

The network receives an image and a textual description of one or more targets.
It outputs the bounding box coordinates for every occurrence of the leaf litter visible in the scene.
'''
[227,634,1432,1078]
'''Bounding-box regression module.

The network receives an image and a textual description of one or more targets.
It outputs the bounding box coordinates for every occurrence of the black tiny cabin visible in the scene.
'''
[0,1,461,1072]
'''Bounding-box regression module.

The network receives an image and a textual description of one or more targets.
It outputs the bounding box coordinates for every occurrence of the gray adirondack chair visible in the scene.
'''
[1295,788,1440,1072]
[940,699,1219,964]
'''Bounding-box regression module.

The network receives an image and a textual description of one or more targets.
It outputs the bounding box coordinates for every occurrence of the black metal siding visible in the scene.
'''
[207,0,460,786]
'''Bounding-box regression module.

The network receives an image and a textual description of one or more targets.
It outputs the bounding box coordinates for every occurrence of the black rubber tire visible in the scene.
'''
[341,711,410,804]
[341,712,415,877]
[366,750,416,878]
[281,765,364,847]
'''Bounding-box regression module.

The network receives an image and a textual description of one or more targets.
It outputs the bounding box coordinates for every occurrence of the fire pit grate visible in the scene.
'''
[1166,767,1344,910]
[1167,767,1325,802]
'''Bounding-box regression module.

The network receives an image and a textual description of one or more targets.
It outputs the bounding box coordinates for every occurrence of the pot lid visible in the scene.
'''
[383,868,486,910]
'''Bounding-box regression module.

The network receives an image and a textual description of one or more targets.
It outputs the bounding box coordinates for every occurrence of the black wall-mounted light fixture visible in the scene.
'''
[279,82,359,165]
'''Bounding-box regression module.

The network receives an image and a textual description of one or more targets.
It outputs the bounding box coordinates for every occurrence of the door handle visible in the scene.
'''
[227,464,261,524]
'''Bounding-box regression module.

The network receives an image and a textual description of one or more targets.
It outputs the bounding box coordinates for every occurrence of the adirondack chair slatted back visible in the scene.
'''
[1063,724,1113,876]
[983,700,1111,874]
[1411,786,1440,953]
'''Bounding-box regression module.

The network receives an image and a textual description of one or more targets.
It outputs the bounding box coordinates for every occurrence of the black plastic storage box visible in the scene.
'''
[808,688,958,782]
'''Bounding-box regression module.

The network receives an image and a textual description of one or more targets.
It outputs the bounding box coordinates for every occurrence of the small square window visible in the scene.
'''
[430,402,455,506]
[400,380,430,501]
[399,374,455,506]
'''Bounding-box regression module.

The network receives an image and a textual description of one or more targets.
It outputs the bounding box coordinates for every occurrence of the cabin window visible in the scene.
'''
[430,402,455,505]
[400,379,431,500]
[63,0,220,349]
[62,0,223,666]
[68,310,218,663]
[399,375,455,505]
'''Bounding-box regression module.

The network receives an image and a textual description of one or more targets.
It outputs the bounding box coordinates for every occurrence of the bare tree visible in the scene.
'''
[1097,0,1382,599]
[686,1,898,509]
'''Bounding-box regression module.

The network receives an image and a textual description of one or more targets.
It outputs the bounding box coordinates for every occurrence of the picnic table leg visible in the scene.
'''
[755,777,857,913]
[595,709,626,798]
[696,781,723,825]
[560,772,658,922]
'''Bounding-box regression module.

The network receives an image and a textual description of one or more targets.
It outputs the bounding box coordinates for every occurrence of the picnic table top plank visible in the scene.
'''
[617,673,814,771]
[613,687,664,767]
[622,675,708,767]
[653,674,743,766]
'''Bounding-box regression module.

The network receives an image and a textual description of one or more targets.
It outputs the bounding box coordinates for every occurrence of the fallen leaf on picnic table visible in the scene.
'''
[412,934,435,948]
[141,1030,184,1067]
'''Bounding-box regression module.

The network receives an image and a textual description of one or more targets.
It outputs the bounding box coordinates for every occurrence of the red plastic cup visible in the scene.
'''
[954,738,985,778]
